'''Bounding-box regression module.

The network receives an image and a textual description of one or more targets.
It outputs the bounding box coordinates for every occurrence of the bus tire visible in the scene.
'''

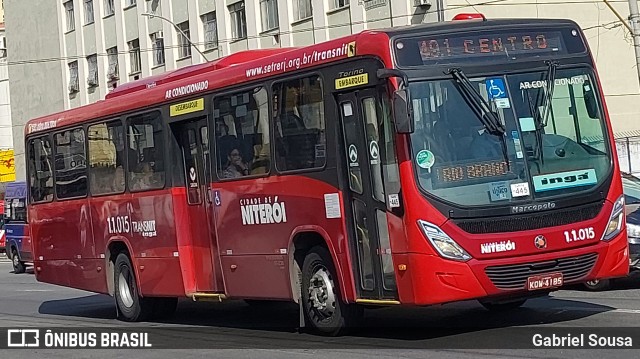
[301,246,361,336]
[12,249,25,274]
[114,253,152,322]
[152,297,178,320]
[479,299,527,311]
[583,279,611,291]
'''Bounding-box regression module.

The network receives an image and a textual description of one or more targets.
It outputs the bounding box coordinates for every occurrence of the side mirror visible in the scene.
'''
[393,89,414,134]
[583,82,599,119]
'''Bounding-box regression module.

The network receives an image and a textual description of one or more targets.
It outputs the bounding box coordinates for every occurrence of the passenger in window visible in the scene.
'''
[131,162,155,190]
[222,145,250,179]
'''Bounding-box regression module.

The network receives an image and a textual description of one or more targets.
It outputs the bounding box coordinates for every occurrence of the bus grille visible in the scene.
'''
[453,202,603,234]
[484,253,598,290]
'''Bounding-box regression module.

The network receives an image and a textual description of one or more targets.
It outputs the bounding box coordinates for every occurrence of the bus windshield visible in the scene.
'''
[410,67,611,207]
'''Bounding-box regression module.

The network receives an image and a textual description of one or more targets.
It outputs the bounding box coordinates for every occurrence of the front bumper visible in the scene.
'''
[395,230,629,305]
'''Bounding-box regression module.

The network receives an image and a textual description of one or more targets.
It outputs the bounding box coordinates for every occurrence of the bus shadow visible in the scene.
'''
[38,294,616,341]
[39,294,117,320]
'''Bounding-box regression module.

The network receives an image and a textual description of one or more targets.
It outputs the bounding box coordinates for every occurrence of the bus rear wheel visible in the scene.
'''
[301,246,361,336]
[114,253,153,322]
[12,249,25,274]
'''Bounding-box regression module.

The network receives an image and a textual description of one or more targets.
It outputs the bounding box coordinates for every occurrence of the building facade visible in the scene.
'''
[4,0,640,181]
[0,0,16,185]
[0,22,11,150]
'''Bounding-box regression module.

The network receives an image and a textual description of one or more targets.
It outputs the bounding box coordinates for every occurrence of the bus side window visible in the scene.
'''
[272,75,326,172]
[28,136,54,203]
[88,121,125,195]
[54,128,88,199]
[213,87,270,179]
[126,111,166,192]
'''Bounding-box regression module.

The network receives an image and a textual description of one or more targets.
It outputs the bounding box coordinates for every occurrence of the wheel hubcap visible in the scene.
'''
[118,270,135,308]
[308,267,336,318]
[586,280,600,286]
[13,256,18,267]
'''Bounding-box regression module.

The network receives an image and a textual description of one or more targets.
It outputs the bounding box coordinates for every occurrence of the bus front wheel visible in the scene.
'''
[301,246,362,336]
[114,253,153,322]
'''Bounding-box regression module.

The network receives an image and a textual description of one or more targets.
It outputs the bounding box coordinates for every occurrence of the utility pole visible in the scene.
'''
[629,0,640,87]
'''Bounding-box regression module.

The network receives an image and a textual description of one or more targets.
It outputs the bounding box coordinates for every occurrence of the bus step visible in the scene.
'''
[191,293,227,302]
[355,299,401,306]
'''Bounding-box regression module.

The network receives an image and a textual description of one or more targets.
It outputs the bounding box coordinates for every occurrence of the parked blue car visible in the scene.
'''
[4,181,31,274]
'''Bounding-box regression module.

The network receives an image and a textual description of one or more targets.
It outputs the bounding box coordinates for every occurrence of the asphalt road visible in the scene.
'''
[1,261,640,358]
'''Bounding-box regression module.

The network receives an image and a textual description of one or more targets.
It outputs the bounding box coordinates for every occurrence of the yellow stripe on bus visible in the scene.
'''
[170,98,205,117]
[335,74,369,90]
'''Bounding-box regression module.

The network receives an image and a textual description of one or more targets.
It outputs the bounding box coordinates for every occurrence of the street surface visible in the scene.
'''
[0,261,640,357]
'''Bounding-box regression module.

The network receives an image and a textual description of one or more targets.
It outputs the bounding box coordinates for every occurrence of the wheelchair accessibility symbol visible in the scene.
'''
[486,78,506,99]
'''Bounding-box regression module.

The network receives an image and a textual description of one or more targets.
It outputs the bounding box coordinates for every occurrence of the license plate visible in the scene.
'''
[527,272,563,291]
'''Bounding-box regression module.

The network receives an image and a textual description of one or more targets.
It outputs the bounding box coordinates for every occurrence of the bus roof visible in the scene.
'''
[24,17,581,137]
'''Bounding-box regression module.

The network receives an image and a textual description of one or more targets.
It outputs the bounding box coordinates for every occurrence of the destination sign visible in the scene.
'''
[418,31,565,62]
[433,160,512,188]
[395,27,586,67]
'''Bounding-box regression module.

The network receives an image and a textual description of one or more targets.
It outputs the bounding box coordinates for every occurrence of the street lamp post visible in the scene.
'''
[141,13,210,62]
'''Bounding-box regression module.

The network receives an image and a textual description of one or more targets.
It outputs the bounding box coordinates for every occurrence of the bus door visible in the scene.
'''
[174,117,224,292]
[337,88,399,301]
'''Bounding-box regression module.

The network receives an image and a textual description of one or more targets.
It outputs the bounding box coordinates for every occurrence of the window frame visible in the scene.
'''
[87,54,99,87]
[107,46,119,80]
[6,197,28,224]
[229,1,247,41]
[68,61,79,94]
[151,32,165,67]
[88,119,127,197]
[128,39,142,74]
[177,21,192,59]
[104,0,115,17]
[212,85,273,181]
[27,134,55,204]
[84,0,95,25]
[201,12,218,50]
[52,126,89,201]
[260,0,279,32]
[271,72,327,175]
[331,0,350,10]
[293,0,312,21]
[64,1,75,32]
[125,110,167,193]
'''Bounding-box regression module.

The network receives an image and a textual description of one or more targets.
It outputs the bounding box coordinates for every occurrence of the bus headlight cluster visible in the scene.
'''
[602,195,625,241]
[418,220,471,261]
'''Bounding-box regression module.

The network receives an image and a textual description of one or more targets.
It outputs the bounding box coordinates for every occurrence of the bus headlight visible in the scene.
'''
[628,223,640,239]
[602,196,625,241]
[418,220,471,261]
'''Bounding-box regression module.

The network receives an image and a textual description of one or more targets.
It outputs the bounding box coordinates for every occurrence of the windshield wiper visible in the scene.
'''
[447,68,510,170]
[541,60,558,127]
[448,68,505,136]
[525,60,558,165]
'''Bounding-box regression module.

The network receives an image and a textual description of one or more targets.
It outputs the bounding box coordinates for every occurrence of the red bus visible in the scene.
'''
[26,15,629,335]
